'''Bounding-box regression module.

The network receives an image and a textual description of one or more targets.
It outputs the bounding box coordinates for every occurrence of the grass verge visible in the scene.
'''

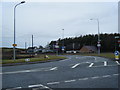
[81,53,115,59]
[2,55,67,65]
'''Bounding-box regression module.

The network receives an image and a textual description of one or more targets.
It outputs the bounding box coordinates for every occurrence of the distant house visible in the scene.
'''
[80,46,97,53]
[27,47,38,53]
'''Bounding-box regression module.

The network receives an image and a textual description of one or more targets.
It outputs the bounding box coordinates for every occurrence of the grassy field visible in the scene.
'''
[2,55,66,64]
[81,53,115,59]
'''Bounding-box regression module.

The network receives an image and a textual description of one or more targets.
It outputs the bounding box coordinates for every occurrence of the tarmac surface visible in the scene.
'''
[2,55,120,90]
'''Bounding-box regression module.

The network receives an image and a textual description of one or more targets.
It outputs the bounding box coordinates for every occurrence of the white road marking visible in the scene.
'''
[2,67,52,74]
[104,61,107,66]
[47,82,60,85]
[78,78,88,81]
[102,75,111,78]
[64,79,76,83]
[90,64,117,68]
[50,67,57,71]
[28,73,119,88]
[89,63,94,67]
[28,84,43,88]
[116,61,120,65]
[3,70,30,74]
[28,84,51,89]
[93,57,97,61]
[25,70,31,72]
[113,74,119,76]
[59,59,68,62]
[71,63,80,68]
[6,87,22,90]
[91,76,99,79]
[38,84,50,89]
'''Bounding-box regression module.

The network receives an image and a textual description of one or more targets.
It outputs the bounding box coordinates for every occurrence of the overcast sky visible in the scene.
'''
[2,0,118,48]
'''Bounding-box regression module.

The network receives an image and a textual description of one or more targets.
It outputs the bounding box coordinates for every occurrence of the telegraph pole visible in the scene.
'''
[73,43,75,51]
[25,42,27,49]
[25,42,27,53]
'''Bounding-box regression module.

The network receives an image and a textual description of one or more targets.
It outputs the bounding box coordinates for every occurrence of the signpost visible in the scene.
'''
[118,40,120,43]
[114,51,119,60]
[12,44,17,46]
[55,42,59,55]
[97,44,101,47]
[115,36,120,51]
[62,46,65,51]
[115,36,119,39]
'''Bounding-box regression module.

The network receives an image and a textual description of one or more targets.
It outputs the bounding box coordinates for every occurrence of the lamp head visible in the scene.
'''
[21,1,25,3]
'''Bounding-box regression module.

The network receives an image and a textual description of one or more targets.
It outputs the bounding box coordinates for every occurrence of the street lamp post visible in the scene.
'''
[90,18,100,54]
[13,1,25,60]
[62,29,64,54]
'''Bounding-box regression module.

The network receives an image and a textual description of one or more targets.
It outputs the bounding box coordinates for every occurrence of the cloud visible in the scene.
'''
[2,2,118,47]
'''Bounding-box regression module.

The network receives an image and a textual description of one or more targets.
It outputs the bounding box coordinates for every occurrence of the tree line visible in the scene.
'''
[49,33,120,53]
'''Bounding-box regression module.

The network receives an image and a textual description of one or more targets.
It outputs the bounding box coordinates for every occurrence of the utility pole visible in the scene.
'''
[25,42,27,53]
[62,29,64,54]
[73,43,75,51]
[25,42,27,49]
[32,35,34,56]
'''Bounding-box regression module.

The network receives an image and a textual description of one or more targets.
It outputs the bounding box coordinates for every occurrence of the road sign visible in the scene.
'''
[55,45,59,48]
[114,51,119,55]
[97,44,101,47]
[12,44,17,46]
[114,51,119,60]
[97,41,100,44]
[118,40,120,43]
[62,46,65,51]
[115,36,119,39]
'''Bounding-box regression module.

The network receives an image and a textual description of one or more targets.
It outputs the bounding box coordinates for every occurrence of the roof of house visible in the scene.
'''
[28,47,36,49]
[80,45,97,52]
[84,46,97,51]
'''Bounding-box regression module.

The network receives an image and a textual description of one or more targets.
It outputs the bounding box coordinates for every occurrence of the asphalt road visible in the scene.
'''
[1,55,120,90]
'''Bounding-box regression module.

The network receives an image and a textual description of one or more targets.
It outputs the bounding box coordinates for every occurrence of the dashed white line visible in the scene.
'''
[28,84,43,88]
[113,74,119,76]
[71,63,80,68]
[104,61,107,66]
[91,76,99,79]
[50,67,57,71]
[64,79,76,83]
[2,67,52,74]
[78,78,88,81]
[89,63,94,67]
[7,73,119,90]
[47,82,60,85]
[116,61,120,65]
[6,87,22,90]
[102,75,111,78]
[90,65,116,68]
